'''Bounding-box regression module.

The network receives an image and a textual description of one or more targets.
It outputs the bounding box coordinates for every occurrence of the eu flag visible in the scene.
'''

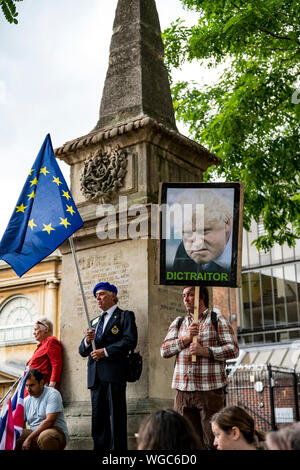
[0,134,84,277]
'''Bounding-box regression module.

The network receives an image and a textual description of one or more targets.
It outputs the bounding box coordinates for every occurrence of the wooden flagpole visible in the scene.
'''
[69,235,96,351]
[192,286,200,362]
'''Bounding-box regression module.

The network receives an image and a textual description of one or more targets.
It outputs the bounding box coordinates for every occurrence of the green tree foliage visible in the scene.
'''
[163,0,300,251]
[1,0,22,24]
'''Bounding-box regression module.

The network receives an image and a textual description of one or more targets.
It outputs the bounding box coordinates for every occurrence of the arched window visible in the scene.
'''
[0,295,37,346]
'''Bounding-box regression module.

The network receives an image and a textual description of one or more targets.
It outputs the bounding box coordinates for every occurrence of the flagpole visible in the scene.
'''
[0,376,22,409]
[69,235,96,351]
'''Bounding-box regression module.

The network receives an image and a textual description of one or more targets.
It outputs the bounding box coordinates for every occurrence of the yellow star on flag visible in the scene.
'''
[29,169,35,175]
[27,190,35,200]
[16,203,27,213]
[42,223,55,235]
[62,190,71,201]
[66,205,76,216]
[52,176,62,186]
[29,177,38,187]
[28,219,37,230]
[60,217,71,228]
[40,167,50,176]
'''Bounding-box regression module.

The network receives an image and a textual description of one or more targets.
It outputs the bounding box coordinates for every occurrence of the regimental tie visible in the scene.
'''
[95,312,107,343]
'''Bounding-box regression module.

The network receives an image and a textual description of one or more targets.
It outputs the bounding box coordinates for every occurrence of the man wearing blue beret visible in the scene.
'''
[79,282,137,452]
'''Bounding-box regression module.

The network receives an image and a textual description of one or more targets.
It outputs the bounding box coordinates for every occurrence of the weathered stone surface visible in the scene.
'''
[63,398,174,450]
[80,145,129,202]
[94,0,177,131]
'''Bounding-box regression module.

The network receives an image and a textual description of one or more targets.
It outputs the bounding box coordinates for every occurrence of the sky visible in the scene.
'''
[0,0,217,240]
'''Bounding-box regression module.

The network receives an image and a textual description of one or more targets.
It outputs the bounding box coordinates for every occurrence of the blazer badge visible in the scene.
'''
[111,325,119,334]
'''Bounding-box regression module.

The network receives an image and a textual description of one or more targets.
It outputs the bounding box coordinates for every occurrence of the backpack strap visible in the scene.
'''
[119,310,128,348]
[120,310,124,329]
[119,309,135,353]
[177,316,184,331]
[211,311,227,399]
[173,317,185,368]
[211,311,221,345]
[211,311,218,333]
[119,309,131,328]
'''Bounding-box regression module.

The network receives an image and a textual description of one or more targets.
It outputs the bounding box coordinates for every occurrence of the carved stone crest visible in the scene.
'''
[80,146,128,202]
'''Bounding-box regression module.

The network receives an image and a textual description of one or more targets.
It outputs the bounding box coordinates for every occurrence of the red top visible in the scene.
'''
[26,336,63,387]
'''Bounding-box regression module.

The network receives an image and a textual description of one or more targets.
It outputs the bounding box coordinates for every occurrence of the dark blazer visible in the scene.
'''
[173,241,231,275]
[79,307,137,388]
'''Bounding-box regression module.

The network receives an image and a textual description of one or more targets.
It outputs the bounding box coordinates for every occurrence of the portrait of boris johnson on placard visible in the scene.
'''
[159,182,244,288]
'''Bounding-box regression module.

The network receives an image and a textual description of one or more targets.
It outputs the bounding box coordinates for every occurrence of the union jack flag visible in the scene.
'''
[0,371,27,450]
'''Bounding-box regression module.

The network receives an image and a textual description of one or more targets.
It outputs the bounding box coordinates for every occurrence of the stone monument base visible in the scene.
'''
[64,397,174,450]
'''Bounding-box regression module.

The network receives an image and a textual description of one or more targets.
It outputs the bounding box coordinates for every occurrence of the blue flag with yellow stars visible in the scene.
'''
[0,134,84,277]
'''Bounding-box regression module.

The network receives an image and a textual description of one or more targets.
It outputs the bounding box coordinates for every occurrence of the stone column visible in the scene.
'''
[56,122,219,449]
[45,278,60,335]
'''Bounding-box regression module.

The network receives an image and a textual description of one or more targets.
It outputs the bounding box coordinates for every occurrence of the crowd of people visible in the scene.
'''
[6,280,299,452]
[136,406,300,451]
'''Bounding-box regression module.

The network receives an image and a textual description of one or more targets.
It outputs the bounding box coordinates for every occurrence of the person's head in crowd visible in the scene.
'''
[33,317,53,344]
[179,190,233,265]
[266,422,300,450]
[136,409,203,450]
[25,369,45,398]
[211,405,265,450]
[182,286,209,315]
[93,281,118,311]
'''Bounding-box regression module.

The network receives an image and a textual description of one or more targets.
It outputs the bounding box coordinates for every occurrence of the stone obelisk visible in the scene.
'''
[55,0,220,449]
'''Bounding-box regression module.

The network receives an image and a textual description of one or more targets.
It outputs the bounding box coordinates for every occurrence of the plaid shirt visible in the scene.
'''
[160,309,239,391]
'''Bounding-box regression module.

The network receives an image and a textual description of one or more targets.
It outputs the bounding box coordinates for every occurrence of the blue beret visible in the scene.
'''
[93,282,118,298]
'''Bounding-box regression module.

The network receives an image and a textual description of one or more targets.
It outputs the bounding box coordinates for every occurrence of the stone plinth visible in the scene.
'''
[56,119,219,448]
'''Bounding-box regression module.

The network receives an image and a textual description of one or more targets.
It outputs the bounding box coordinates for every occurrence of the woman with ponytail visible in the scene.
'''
[211,405,265,450]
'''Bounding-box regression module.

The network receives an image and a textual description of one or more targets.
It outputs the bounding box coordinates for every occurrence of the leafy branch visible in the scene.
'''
[163,0,300,250]
[0,0,22,24]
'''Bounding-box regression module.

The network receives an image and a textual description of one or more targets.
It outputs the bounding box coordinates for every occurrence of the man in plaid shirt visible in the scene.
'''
[161,286,239,449]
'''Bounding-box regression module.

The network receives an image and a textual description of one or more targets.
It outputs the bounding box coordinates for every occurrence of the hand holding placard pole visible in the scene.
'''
[192,286,199,363]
